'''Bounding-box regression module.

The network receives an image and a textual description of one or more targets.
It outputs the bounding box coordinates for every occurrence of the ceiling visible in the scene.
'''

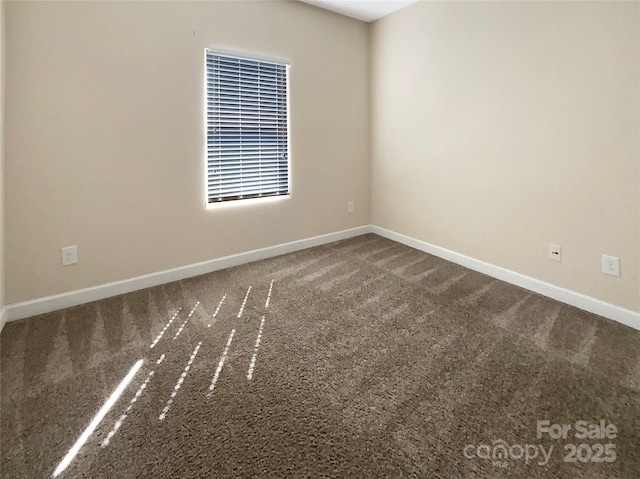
[299,0,419,23]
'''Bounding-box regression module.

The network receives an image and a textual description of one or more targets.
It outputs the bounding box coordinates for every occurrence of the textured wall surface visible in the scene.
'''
[5,0,370,303]
[371,1,639,311]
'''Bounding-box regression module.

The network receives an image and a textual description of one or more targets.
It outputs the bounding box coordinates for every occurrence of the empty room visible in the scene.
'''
[1,0,638,477]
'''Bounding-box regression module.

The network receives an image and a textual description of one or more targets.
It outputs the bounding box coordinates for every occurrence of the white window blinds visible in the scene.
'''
[206,50,290,204]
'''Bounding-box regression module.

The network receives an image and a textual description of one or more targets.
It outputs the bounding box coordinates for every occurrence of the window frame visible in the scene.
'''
[204,48,292,208]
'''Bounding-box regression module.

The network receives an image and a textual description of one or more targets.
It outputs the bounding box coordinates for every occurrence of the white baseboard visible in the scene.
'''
[4,224,638,332]
[3,225,372,323]
[371,226,640,331]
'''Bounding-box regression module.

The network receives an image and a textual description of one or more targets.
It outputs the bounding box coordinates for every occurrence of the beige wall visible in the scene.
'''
[5,0,639,315]
[371,1,640,312]
[1,0,4,319]
[4,0,370,304]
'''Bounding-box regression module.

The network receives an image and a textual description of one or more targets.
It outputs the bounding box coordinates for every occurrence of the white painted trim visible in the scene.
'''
[5,224,638,332]
[371,226,640,331]
[3,225,372,323]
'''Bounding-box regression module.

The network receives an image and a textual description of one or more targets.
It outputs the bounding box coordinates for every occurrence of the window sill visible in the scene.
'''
[205,194,291,209]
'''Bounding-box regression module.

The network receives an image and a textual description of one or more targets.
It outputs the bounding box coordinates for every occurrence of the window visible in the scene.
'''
[205,50,290,204]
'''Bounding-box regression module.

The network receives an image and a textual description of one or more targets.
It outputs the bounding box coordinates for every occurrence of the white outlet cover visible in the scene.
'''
[62,246,78,266]
[549,244,561,261]
[602,255,620,277]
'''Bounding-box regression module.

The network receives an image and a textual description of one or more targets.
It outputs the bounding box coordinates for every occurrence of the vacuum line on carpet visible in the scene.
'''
[209,294,227,327]
[208,329,236,396]
[159,342,202,421]
[393,256,428,274]
[360,243,396,259]
[102,354,165,446]
[265,280,274,308]
[247,315,266,380]
[173,301,201,339]
[296,261,343,286]
[335,236,378,252]
[319,268,360,292]
[150,308,182,349]
[429,273,467,295]
[344,274,384,295]
[237,287,252,318]
[407,266,438,283]
[373,249,408,266]
[52,359,144,477]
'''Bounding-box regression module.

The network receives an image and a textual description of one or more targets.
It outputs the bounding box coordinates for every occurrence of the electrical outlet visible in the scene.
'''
[549,244,561,262]
[348,201,354,214]
[61,246,77,266]
[602,255,620,276]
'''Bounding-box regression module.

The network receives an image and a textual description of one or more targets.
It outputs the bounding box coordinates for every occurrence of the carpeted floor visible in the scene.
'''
[1,233,639,478]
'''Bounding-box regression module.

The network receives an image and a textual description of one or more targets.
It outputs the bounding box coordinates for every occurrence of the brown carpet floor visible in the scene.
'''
[1,233,639,478]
